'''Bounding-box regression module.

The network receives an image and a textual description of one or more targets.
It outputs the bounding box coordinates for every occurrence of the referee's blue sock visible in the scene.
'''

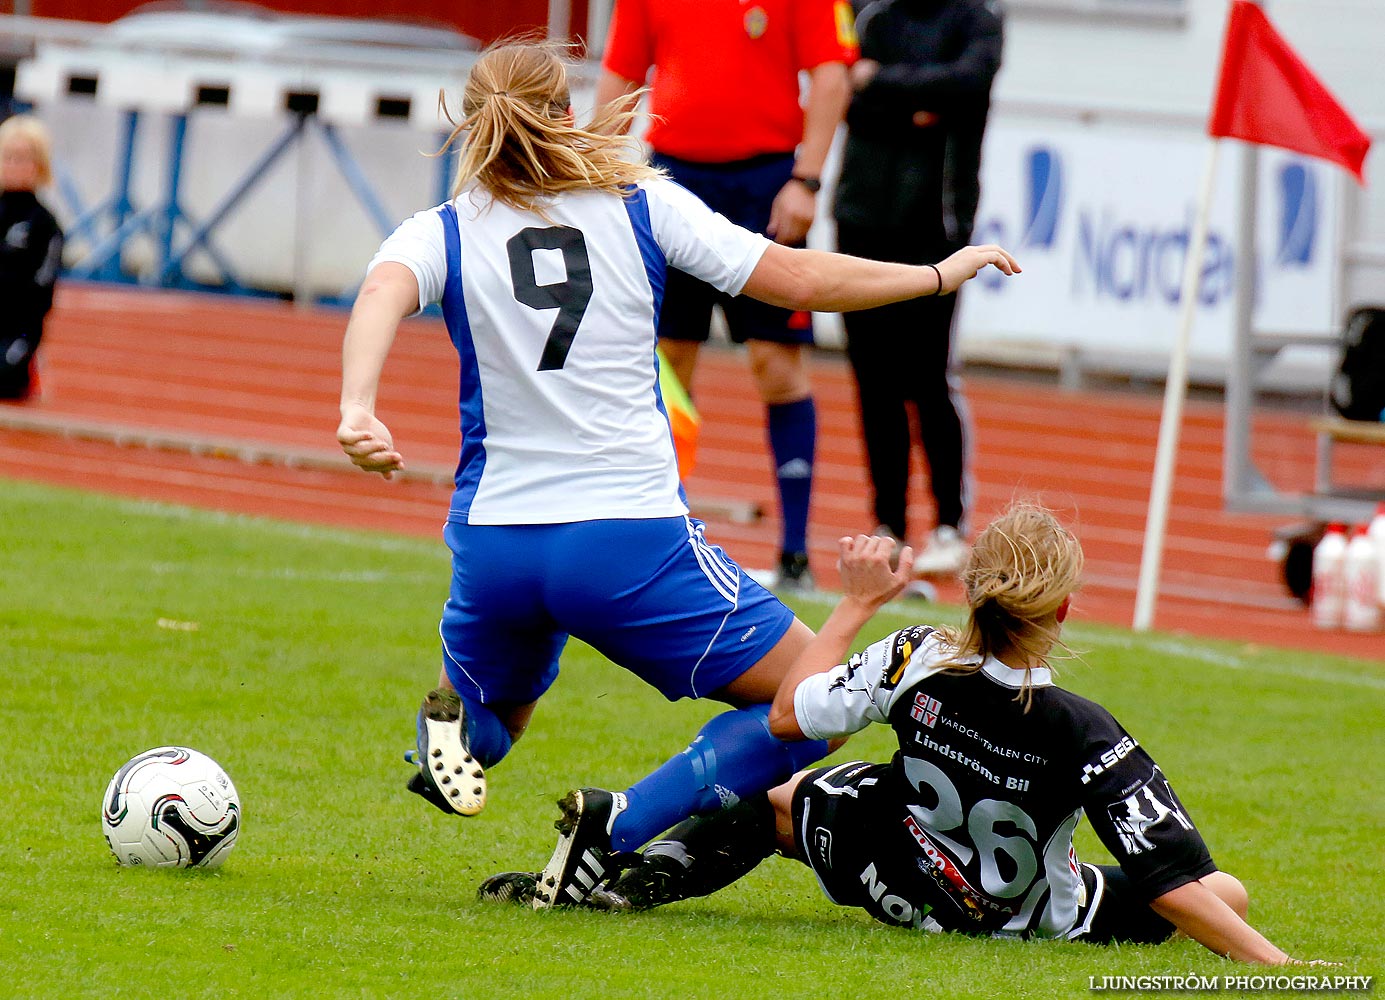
[767,397,816,558]
[609,704,828,852]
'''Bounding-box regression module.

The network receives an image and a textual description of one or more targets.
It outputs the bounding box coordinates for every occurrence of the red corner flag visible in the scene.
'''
[1208,0,1371,183]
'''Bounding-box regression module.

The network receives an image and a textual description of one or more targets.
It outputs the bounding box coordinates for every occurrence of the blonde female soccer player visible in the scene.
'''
[337,39,1019,909]
[493,504,1323,963]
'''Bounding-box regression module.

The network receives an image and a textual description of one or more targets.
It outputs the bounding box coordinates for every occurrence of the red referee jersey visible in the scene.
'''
[603,0,858,163]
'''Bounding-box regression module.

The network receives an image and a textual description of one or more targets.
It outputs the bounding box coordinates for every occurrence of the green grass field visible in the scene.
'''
[3,479,1381,999]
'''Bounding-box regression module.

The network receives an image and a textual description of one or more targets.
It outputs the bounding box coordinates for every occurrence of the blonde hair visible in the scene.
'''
[439,40,659,209]
[938,502,1084,700]
[0,114,54,187]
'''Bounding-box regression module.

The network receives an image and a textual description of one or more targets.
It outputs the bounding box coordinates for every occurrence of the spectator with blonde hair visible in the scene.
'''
[489,502,1325,964]
[337,39,1018,910]
[0,114,63,400]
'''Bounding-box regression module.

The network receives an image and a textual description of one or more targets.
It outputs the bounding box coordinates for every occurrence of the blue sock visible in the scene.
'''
[609,705,828,852]
[767,397,815,556]
[457,693,512,769]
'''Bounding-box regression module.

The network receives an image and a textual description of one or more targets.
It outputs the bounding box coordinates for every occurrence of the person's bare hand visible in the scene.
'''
[837,533,914,609]
[768,180,816,246]
[337,403,404,479]
[850,58,879,90]
[935,244,1022,293]
[1285,959,1345,968]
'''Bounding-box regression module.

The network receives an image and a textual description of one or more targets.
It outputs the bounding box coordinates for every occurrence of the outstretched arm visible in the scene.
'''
[1151,879,1292,965]
[337,261,419,479]
[768,534,914,739]
[742,241,1018,315]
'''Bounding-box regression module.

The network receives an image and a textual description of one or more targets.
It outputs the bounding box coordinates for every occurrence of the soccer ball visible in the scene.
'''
[102,746,241,868]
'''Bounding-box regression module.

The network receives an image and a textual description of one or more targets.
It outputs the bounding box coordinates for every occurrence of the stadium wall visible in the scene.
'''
[23,1,588,48]
[13,1,1385,381]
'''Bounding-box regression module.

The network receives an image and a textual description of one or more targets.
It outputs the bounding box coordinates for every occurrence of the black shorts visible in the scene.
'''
[651,152,814,347]
[791,762,1180,943]
[1071,864,1178,945]
[791,761,939,928]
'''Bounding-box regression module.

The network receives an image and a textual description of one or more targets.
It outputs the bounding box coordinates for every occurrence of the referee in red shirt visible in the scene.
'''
[596,0,858,590]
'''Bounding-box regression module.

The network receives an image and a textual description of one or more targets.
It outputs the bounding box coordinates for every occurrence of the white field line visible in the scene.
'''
[147,561,441,584]
[1079,631,1385,691]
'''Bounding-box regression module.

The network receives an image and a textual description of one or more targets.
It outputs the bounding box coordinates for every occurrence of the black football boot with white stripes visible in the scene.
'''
[532,787,627,909]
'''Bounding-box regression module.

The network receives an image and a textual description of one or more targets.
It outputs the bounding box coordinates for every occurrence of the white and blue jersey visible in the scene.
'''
[368,178,770,525]
[368,180,792,707]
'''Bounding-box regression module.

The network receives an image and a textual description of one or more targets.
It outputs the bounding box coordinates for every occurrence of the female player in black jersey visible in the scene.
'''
[484,503,1319,964]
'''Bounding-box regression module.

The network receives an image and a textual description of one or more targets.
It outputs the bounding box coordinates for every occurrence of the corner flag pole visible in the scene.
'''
[1132,142,1221,632]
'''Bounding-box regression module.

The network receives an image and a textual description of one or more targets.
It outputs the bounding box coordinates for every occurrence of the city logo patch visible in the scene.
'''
[910,692,942,728]
[743,5,768,39]
[833,0,859,48]
[1105,777,1193,856]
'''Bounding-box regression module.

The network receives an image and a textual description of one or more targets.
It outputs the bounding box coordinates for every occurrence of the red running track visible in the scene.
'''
[3,284,1382,663]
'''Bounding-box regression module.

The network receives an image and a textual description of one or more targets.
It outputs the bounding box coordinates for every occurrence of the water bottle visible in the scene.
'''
[1310,523,1348,630]
[1343,524,1382,633]
[1368,502,1385,608]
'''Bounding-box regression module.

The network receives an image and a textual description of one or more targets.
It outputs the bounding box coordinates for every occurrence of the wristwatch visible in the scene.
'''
[791,175,822,194]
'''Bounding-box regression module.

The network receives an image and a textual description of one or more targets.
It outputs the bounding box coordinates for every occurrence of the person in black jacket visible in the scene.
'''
[0,115,64,401]
[835,0,1003,578]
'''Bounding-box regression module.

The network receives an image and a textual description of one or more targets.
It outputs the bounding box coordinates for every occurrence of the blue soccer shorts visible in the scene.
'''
[438,515,797,706]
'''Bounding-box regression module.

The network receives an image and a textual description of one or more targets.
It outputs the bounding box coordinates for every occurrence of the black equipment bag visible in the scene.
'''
[1330,306,1385,422]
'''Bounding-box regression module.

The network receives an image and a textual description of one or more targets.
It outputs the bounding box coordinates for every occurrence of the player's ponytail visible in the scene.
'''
[939,502,1084,703]
[439,39,659,210]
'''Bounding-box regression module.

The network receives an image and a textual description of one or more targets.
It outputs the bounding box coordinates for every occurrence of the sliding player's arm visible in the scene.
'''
[1079,720,1297,964]
[769,534,913,738]
[1149,880,1289,964]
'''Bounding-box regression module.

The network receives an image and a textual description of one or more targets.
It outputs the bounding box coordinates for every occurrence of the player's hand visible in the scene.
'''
[768,180,816,246]
[337,402,405,480]
[934,244,1021,293]
[837,533,914,610]
[850,58,880,90]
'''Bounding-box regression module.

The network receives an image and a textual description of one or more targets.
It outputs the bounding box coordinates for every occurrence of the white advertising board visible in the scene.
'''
[957,123,1341,361]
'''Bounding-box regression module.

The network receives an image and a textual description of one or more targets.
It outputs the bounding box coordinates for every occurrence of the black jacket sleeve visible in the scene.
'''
[859,0,1003,106]
[0,200,63,337]
[27,215,63,332]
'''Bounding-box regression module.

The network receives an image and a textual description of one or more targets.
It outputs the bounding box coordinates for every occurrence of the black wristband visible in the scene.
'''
[790,175,822,194]
[926,263,943,296]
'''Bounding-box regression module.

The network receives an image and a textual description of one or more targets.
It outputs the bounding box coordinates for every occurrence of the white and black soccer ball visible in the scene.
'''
[102,746,241,869]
